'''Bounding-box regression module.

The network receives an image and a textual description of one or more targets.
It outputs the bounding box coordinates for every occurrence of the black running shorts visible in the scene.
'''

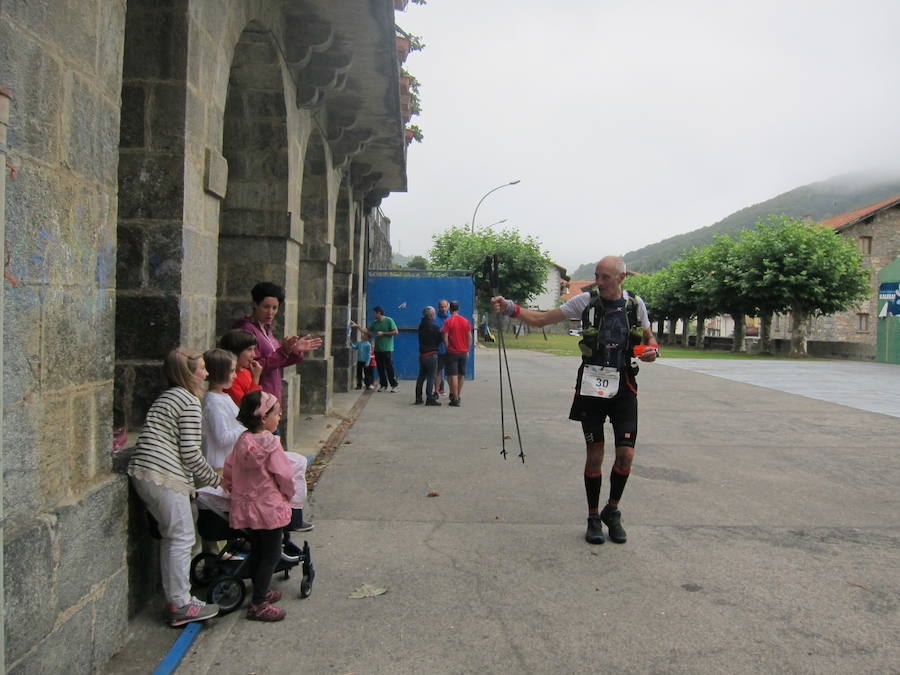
[569,393,638,448]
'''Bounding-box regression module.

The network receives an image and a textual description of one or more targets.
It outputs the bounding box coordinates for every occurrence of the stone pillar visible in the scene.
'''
[298,241,335,413]
[331,185,355,393]
[0,84,11,675]
[116,0,191,430]
[297,137,335,414]
[352,205,368,321]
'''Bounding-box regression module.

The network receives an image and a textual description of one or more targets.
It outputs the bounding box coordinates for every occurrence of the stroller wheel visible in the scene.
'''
[208,575,246,615]
[300,576,313,598]
[190,552,220,586]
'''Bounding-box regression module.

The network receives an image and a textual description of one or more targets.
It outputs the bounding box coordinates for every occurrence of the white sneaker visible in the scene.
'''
[390,386,399,393]
[367,385,375,390]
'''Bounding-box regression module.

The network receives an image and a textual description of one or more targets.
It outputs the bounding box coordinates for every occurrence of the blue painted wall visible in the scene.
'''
[365,272,476,380]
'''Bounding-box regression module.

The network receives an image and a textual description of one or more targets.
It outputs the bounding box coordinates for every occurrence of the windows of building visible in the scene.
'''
[856,313,869,332]
[859,236,872,255]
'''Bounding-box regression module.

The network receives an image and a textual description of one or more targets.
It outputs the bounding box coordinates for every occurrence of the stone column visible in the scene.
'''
[331,185,355,392]
[116,1,191,429]
[298,241,335,413]
[297,138,335,414]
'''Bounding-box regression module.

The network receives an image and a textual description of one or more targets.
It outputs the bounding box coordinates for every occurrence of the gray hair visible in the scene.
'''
[423,306,435,319]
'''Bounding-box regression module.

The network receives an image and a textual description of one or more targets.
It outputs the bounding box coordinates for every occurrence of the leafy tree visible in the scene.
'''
[731,221,790,353]
[406,255,428,270]
[697,235,758,351]
[429,226,550,312]
[655,248,717,348]
[652,264,694,346]
[737,215,869,356]
[622,272,663,337]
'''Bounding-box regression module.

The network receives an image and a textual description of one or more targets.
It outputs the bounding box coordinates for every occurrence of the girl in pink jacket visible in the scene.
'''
[223,390,294,622]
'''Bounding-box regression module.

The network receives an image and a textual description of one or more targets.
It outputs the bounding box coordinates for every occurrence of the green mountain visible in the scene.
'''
[391,252,414,267]
[576,170,900,275]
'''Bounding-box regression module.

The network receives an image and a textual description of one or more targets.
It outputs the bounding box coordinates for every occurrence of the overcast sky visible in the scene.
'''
[381,0,900,274]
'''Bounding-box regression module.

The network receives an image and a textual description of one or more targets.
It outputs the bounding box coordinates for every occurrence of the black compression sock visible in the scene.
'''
[584,472,602,513]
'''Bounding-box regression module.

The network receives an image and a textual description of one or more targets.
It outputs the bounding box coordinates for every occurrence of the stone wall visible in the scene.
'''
[1,1,130,671]
[2,0,406,667]
[368,209,393,270]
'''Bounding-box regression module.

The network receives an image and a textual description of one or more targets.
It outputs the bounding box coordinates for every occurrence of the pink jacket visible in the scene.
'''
[223,431,294,530]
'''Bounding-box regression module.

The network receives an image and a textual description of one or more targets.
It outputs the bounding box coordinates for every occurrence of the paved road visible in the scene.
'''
[661,358,900,418]
[177,350,900,674]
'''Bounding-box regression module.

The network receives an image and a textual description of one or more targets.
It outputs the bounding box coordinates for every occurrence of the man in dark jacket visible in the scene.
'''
[415,306,442,406]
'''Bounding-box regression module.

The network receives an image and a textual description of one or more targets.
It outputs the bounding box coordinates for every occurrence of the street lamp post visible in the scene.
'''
[487,218,507,229]
[470,180,520,233]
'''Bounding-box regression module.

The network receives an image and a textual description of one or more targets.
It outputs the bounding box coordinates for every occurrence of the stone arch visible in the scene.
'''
[216,22,293,337]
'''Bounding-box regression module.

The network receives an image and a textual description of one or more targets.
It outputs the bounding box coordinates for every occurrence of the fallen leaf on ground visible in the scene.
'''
[326,424,333,429]
[503,433,512,439]
[344,440,352,444]
[426,490,439,497]
[349,584,387,599]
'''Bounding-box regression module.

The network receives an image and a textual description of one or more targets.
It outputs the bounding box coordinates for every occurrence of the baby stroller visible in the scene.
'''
[189,489,315,615]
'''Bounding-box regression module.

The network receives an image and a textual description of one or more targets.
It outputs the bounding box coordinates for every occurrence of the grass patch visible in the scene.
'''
[479,333,804,360]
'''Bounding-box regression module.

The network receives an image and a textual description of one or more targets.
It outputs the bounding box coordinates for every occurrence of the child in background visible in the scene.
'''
[220,329,262,406]
[349,329,374,390]
[224,390,294,622]
[127,348,221,627]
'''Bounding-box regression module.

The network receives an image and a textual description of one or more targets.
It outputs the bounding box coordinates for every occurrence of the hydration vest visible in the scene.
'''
[578,290,644,367]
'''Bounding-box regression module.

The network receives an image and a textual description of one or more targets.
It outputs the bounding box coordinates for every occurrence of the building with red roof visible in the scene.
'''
[768,194,900,357]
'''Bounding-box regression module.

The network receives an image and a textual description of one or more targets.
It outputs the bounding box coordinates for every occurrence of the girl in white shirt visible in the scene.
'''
[201,349,243,469]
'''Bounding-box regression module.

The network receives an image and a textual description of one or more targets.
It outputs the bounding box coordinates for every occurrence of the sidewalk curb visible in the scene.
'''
[306,391,372,492]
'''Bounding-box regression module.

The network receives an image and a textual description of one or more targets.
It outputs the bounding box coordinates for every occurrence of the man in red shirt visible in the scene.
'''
[441,301,472,407]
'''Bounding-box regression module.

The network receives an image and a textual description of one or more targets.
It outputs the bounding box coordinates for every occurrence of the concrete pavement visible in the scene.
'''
[163,350,900,674]
[660,358,900,418]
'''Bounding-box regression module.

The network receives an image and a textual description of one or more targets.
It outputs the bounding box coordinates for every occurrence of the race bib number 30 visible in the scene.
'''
[579,365,620,399]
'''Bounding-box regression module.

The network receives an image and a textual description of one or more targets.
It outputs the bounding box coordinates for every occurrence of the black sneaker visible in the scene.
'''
[600,504,626,543]
[448,399,460,407]
[585,514,605,544]
[425,398,441,406]
[414,399,424,405]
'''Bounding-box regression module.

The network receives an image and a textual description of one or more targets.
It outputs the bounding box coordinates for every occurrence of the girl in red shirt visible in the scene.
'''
[220,329,263,406]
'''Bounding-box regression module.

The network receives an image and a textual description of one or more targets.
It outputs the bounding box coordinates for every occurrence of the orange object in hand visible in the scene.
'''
[633,344,659,357]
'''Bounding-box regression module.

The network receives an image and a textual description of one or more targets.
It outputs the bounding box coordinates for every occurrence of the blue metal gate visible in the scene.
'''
[364,271,476,380]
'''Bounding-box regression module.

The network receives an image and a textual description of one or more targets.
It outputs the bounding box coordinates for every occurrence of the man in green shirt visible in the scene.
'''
[354,306,400,392]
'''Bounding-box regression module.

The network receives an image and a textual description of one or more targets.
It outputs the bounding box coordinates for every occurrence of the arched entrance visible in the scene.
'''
[215,24,302,436]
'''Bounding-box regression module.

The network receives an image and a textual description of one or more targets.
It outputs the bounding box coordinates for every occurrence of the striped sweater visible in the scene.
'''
[128,386,221,495]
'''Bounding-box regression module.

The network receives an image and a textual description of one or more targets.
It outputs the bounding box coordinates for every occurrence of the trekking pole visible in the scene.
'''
[488,255,525,463]
[485,256,507,460]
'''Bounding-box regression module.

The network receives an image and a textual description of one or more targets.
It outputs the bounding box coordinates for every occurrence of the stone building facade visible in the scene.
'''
[769,196,900,358]
[1,0,408,670]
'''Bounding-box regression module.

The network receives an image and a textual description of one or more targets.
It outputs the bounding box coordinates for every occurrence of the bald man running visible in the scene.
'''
[491,256,658,545]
